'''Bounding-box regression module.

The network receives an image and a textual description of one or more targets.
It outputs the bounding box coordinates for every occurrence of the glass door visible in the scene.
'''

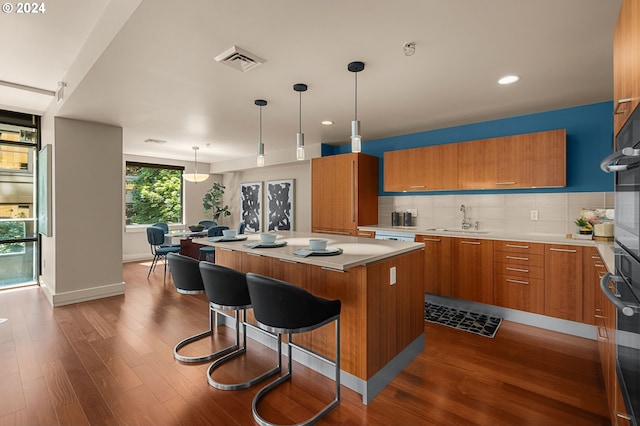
[0,119,38,289]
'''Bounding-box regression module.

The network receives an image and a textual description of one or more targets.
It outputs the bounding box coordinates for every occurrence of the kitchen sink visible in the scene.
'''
[425,228,490,235]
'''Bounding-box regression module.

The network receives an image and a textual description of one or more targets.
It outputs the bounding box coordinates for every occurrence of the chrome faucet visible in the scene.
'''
[460,204,472,230]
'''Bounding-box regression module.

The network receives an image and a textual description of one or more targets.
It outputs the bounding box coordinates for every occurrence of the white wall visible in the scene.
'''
[40,117,124,306]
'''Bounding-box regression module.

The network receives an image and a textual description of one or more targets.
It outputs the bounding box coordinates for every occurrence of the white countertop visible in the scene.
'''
[193,231,424,271]
[359,225,615,271]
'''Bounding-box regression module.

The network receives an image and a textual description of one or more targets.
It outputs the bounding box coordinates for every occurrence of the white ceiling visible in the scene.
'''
[0,0,622,168]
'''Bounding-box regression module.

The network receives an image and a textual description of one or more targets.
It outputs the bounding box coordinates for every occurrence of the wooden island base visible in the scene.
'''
[206,234,425,404]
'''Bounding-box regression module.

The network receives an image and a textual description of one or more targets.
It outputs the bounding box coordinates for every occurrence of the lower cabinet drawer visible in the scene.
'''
[494,274,545,315]
[494,262,544,279]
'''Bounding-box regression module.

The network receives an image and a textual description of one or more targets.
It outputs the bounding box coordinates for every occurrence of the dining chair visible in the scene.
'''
[146,226,180,282]
[199,225,229,261]
[152,222,180,247]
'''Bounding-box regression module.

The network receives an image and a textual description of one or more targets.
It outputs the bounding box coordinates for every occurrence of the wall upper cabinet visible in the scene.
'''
[459,129,566,189]
[384,143,458,192]
[613,0,640,137]
[384,128,566,192]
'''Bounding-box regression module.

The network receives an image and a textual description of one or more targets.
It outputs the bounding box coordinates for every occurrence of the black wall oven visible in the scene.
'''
[601,103,640,425]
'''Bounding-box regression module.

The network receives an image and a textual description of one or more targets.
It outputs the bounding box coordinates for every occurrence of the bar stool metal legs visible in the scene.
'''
[173,302,238,363]
[251,317,341,426]
[206,307,281,390]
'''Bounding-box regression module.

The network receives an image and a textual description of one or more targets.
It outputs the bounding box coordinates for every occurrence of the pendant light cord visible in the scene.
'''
[354,72,358,121]
[259,105,262,144]
[299,91,302,133]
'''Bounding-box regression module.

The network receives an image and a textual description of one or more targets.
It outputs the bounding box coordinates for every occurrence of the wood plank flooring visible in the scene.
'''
[0,260,610,425]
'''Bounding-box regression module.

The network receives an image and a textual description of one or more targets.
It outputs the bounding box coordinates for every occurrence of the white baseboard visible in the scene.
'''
[40,280,125,307]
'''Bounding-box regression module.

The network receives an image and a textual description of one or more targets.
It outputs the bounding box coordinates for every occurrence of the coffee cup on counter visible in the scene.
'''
[309,238,328,251]
[260,233,277,244]
[222,229,237,239]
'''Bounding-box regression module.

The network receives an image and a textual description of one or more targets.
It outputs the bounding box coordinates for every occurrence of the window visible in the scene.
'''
[125,162,184,225]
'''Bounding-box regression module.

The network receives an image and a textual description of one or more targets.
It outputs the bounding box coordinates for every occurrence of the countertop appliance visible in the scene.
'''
[374,230,416,242]
[601,103,640,425]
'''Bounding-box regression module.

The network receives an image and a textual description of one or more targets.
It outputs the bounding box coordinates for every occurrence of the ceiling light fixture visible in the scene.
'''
[403,42,416,56]
[321,120,334,126]
[498,75,520,85]
[183,146,209,183]
[348,61,365,153]
[293,83,308,161]
[255,99,267,167]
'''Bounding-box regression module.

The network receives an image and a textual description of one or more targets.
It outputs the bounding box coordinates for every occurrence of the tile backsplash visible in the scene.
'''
[379,192,614,235]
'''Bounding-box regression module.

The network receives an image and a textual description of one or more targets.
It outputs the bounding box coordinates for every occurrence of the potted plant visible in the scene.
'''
[574,217,593,235]
[203,182,231,222]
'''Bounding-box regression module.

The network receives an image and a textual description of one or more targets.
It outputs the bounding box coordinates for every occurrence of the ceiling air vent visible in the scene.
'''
[214,45,265,72]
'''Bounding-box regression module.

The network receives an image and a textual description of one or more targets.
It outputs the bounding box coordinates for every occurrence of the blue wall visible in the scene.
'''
[324,101,615,195]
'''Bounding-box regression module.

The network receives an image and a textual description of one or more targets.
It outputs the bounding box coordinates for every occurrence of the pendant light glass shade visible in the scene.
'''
[255,99,267,167]
[293,83,307,161]
[348,61,365,153]
[183,146,209,183]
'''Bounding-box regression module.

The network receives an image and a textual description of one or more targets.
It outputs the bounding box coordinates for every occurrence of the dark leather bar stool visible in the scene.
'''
[167,253,236,363]
[246,272,341,426]
[199,262,281,390]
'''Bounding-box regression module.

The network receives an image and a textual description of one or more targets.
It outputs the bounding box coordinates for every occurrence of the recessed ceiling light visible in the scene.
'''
[498,75,520,85]
[321,120,334,126]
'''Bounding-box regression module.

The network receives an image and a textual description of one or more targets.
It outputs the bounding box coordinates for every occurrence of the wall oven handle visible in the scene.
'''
[600,272,637,317]
[600,147,640,173]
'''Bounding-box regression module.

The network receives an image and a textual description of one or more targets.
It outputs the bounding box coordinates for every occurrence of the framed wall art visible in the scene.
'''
[240,182,262,233]
[266,179,294,231]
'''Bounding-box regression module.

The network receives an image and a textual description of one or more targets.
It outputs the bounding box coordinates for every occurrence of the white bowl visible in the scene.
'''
[260,233,277,244]
[222,229,237,238]
[309,238,328,251]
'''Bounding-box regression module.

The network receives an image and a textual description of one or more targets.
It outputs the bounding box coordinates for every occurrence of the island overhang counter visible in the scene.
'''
[192,231,425,403]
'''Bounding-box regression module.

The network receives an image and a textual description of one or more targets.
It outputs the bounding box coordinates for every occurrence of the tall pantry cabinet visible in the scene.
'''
[311,153,379,235]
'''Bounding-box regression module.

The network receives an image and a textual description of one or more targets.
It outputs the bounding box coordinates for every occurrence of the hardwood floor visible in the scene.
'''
[0,260,609,425]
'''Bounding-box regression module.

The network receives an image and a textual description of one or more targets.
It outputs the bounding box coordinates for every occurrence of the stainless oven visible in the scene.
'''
[601,103,640,426]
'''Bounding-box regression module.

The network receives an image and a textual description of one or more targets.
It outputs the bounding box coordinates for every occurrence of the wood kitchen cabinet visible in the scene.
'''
[384,143,458,192]
[458,129,566,189]
[544,244,583,322]
[583,247,607,325]
[493,240,545,315]
[452,238,494,304]
[415,234,452,296]
[312,153,378,235]
[613,0,640,137]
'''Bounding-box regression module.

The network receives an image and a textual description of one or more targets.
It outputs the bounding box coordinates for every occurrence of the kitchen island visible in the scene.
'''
[192,231,425,403]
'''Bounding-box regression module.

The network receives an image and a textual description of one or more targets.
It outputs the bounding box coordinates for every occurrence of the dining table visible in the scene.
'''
[164,229,208,258]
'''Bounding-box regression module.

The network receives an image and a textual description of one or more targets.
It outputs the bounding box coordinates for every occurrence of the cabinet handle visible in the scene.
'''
[422,238,441,242]
[594,263,604,268]
[321,267,345,273]
[358,232,373,237]
[549,248,577,253]
[506,244,529,249]
[506,267,529,273]
[410,185,426,189]
[246,253,262,257]
[221,248,234,252]
[461,241,481,245]
[506,278,529,285]
[314,229,351,235]
[495,181,516,185]
[594,314,606,319]
[591,255,601,259]
[616,413,632,421]
[614,98,632,114]
[506,256,529,261]
[350,159,355,223]
[279,258,298,264]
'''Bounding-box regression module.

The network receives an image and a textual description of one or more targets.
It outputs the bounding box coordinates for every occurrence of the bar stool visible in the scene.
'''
[246,272,341,426]
[167,253,236,363]
[199,262,281,390]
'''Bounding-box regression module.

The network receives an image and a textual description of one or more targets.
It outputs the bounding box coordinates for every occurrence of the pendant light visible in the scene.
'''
[348,61,365,153]
[255,99,267,167]
[183,146,209,183]
[293,83,307,160]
